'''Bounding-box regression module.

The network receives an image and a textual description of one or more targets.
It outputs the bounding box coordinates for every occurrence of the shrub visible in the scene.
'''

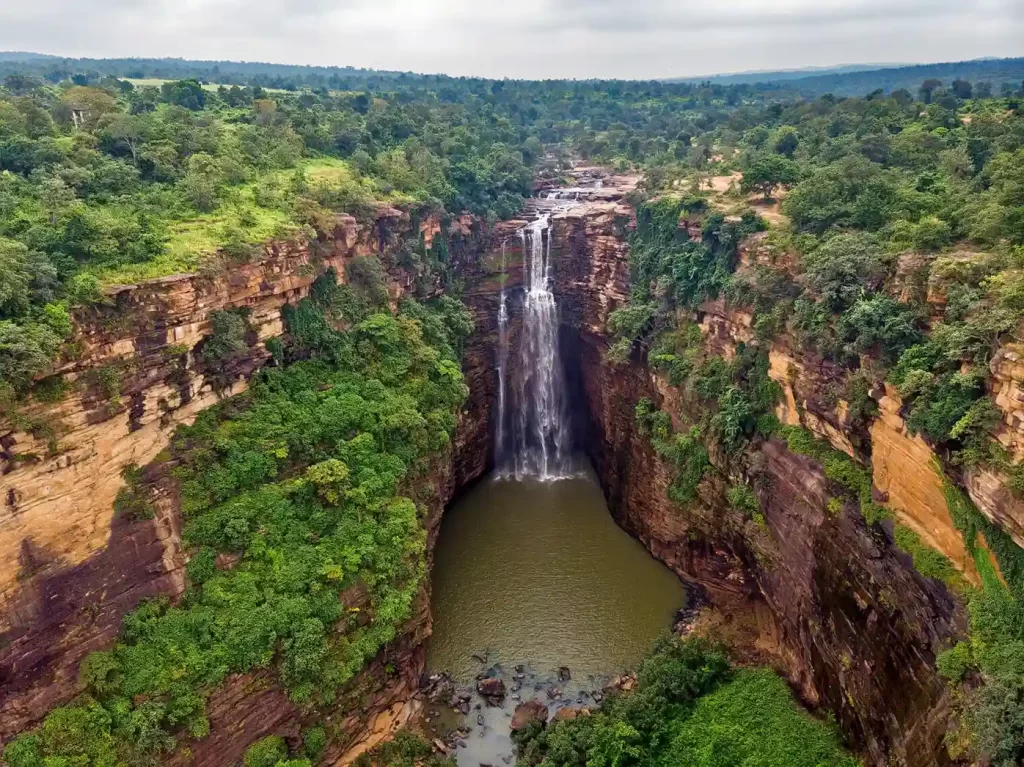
[800,233,890,313]
[245,735,288,767]
[302,726,327,761]
[726,483,760,517]
[839,294,922,364]
[937,642,975,682]
[0,319,63,394]
[112,463,155,520]
[200,309,252,365]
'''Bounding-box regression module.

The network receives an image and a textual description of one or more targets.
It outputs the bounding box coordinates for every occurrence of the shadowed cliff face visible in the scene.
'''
[545,199,968,767]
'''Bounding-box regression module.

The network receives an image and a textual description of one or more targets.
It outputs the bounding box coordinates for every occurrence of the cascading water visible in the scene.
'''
[496,214,571,481]
[495,178,609,480]
[495,241,509,463]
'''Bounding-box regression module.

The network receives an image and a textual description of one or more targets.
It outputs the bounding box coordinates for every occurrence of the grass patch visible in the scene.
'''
[89,193,295,285]
[667,668,859,767]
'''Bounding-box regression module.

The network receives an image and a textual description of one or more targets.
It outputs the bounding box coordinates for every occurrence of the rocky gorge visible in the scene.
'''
[1,167,1020,766]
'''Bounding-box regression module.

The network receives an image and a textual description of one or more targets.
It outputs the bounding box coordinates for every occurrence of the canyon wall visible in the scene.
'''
[548,199,972,767]
[5,175,1021,766]
[0,207,496,755]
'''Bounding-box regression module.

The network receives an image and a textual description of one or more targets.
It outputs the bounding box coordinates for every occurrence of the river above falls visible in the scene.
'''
[423,460,685,764]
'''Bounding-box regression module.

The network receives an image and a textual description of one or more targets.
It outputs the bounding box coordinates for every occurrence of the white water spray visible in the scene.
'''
[507,215,571,481]
[496,241,509,464]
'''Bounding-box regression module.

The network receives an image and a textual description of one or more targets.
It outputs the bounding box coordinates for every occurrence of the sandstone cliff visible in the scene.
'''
[4,174,1021,767]
[0,207,494,752]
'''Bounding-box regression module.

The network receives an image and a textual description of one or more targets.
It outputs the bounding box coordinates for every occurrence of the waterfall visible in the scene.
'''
[495,180,609,480]
[496,241,509,464]
[504,214,570,481]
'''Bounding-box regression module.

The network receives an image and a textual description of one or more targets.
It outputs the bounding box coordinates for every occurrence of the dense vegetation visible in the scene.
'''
[0,68,532,411]
[2,273,472,766]
[514,637,857,767]
[936,481,1024,765]
[605,68,1024,766]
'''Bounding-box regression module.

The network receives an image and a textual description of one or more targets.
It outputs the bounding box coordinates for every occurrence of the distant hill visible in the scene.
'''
[1,51,1022,99]
[672,58,1024,97]
[0,53,425,92]
[668,62,911,86]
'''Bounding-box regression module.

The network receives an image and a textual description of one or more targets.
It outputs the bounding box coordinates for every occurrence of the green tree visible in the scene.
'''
[0,320,64,394]
[741,154,799,201]
[160,79,207,110]
[919,79,943,104]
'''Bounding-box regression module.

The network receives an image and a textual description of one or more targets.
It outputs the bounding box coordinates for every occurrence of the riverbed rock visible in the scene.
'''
[425,674,455,703]
[448,692,471,714]
[510,699,549,731]
[477,677,506,704]
[554,706,591,722]
[603,673,636,695]
[558,666,571,682]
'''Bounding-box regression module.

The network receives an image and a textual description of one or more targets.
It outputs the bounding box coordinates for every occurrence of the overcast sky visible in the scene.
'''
[2,0,1022,80]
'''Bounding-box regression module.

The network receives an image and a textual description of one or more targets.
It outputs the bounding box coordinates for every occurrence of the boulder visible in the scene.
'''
[511,699,549,731]
[477,677,506,704]
[554,706,591,722]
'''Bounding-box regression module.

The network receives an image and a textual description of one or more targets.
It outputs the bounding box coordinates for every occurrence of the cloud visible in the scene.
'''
[0,0,1021,79]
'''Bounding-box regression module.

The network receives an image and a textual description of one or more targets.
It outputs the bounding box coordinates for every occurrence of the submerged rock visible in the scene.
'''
[558,666,572,682]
